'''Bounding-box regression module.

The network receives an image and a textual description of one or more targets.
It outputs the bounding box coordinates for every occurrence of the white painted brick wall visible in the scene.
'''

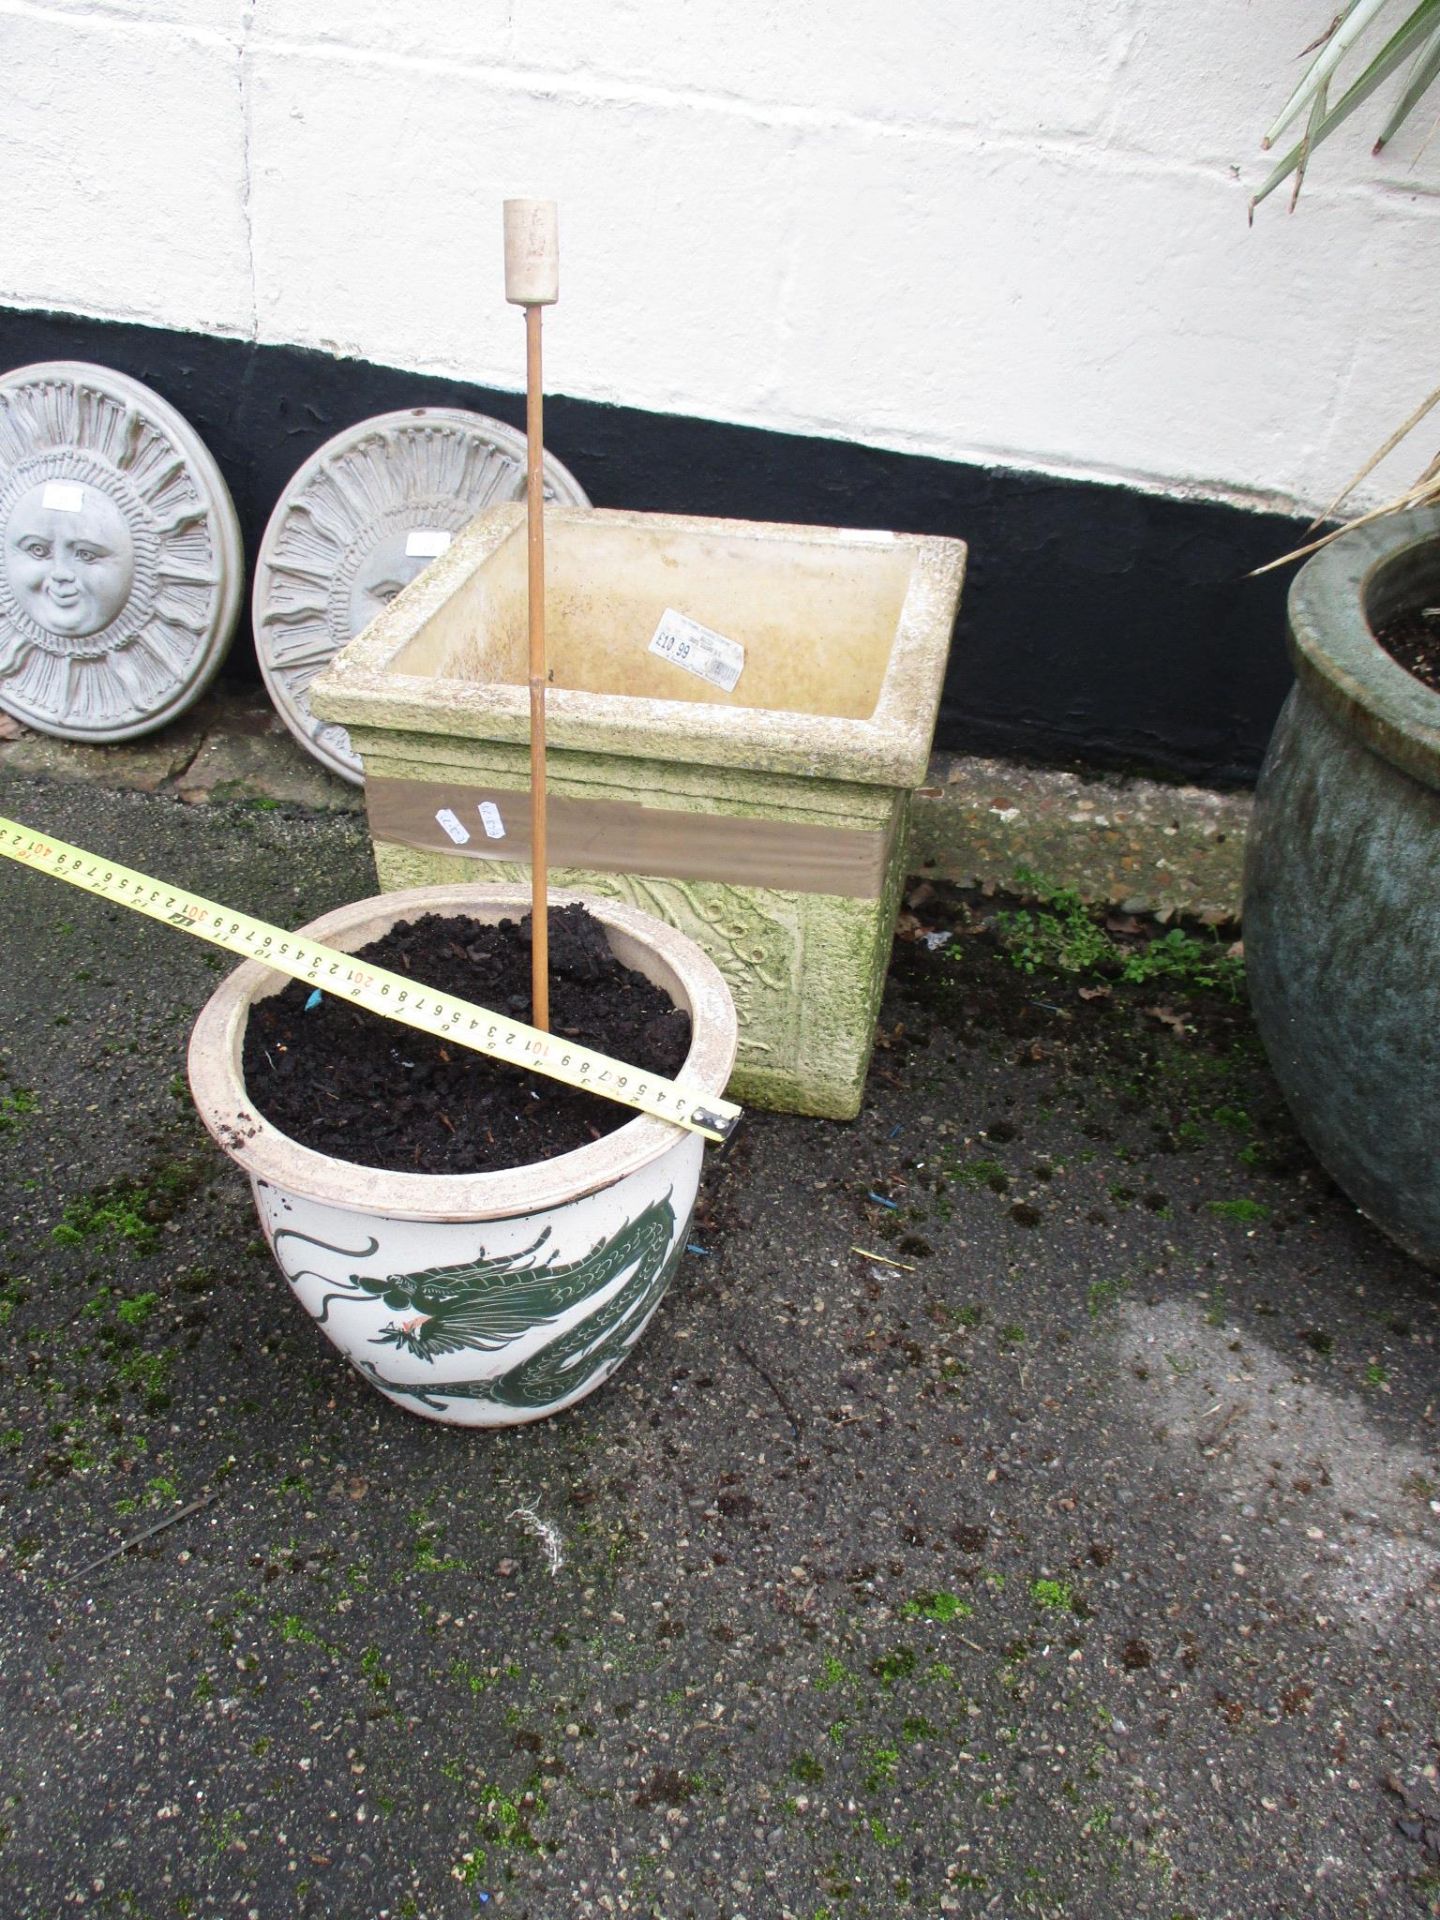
[1,0,1436,512]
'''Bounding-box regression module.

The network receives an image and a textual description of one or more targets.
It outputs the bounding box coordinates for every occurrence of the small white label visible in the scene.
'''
[405,528,452,559]
[478,801,506,840]
[648,608,745,692]
[42,482,84,514]
[435,807,471,845]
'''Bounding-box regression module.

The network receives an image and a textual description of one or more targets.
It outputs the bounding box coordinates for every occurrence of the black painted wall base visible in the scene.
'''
[0,304,1310,785]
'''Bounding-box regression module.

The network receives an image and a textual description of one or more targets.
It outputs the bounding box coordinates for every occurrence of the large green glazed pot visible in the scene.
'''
[1244,505,1440,1268]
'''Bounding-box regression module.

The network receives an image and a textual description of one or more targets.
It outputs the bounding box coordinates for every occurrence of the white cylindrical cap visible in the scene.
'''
[503,199,559,306]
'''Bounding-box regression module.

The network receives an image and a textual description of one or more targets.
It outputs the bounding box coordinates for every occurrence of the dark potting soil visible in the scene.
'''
[241,905,691,1175]
[1375,601,1440,696]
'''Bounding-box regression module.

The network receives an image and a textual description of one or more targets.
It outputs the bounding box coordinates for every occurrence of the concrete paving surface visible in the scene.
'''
[1,768,1439,1920]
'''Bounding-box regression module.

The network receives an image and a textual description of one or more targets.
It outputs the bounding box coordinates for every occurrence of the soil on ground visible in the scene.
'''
[241,903,691,1174]
[1376,601,1440,696]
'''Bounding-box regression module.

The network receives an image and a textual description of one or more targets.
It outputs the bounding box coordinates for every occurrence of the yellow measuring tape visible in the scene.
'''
[0,814,741,1143]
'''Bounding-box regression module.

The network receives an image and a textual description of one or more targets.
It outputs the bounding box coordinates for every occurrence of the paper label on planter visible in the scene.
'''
[478,801,506,840]
[404,528,452,558]
[648,609,744,692]
[435,807,471,845]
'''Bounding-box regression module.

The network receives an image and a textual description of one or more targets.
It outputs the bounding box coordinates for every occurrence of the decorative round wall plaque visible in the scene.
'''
[252,408,591,784]
[0,362,243,742]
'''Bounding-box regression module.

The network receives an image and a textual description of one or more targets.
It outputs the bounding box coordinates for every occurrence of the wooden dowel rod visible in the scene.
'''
[525,299,549,1032]
[505,197,558,1035]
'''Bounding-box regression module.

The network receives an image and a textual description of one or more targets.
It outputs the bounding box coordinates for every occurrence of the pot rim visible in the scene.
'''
[187,883,738,1221]
[1288,504,1440,793]
[310,503,968,791]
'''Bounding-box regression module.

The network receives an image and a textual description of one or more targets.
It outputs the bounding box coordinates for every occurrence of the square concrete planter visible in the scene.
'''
[310,505,966,1119]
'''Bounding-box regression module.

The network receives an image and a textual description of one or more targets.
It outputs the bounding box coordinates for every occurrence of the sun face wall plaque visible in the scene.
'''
[0,362,243,742]
[252,408,591,784]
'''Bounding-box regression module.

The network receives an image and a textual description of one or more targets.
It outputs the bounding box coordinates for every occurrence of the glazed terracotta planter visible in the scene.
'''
[188,884,738,1425]
[1243,505,1440,1268]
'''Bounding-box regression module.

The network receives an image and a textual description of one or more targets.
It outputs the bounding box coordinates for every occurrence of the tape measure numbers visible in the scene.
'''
[0,815,741,1143]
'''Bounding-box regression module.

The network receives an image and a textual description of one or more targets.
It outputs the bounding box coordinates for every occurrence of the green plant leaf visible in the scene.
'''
[1253,0,1440,210]
[1286,73,1332,210]
[1375,18,1440,146]
[1262,0,1392,148]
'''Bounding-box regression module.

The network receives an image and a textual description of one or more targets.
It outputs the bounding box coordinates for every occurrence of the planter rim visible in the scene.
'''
[187,883,738,1222]
[310,504,967,791]
[1287,505,1440,794]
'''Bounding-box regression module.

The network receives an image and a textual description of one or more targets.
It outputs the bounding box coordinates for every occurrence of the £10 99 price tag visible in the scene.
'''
[647,608,745,693]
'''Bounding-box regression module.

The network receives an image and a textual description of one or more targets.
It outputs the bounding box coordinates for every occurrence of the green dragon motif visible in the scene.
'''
[273,1194,683,1413]
[361,1193,685,1413]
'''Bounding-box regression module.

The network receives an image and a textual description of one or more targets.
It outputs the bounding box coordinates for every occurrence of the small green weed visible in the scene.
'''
[52,1163,200,1254]
[1206,1198,1270,1225]
[1030,1578,1075,1612]
[992,868,1243,998]
[472,1773,546,1855]
[114,1292,158,1328]
[900,1590,972,1623]
[1117,929,1244,998]
[448,1658,500,1695]
[951,1157,1009,1192]
[0,1087,36,1133]
[995,872,1110,977]
[869,1646,917,1687]
[1087,1275,1130,1317]
[114,1349,170,1406]
[54,1188,158,1253]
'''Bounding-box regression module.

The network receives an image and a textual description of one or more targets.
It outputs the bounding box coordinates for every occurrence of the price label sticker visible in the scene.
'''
[42,482,85,514]
[648,609,745,693]
[478,801,506,840]
[434,807,471,845]
[404,529,452,559]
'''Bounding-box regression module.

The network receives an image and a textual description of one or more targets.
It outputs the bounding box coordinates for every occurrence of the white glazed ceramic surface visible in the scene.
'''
[188,885,737,1427]
[250,1131,701,1427]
